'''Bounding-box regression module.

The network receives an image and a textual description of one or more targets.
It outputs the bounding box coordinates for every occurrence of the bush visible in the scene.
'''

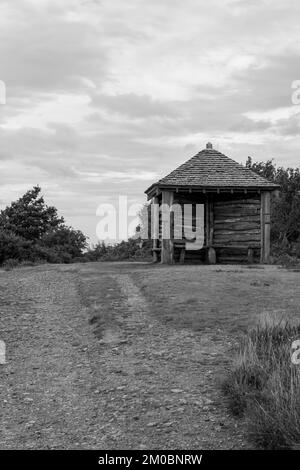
[31,245,73,264]
[0,230,87,267]
[0,230,34,264]
[222,315,300,449]
[84,238,152,262]
[19,260,36,267]
[40,226,87,258]
[2,258,20,270]
[271,242,300,268]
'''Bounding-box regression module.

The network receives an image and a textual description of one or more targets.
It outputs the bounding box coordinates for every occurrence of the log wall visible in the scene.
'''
[213,196,261,263]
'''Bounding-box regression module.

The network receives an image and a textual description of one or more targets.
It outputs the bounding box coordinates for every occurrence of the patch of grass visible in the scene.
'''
[271,242,300,269]
[1,258,49,270]
[275,253,300,269]
[132,266,300,334]
[2,258,20,270]
[222,314,300,449]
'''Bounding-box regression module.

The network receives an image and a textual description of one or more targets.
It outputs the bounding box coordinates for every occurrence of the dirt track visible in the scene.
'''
[1,262,279,449]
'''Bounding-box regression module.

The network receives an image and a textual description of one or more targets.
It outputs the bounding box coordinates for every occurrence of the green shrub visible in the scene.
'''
[0,230,34,264]
[271,242,300,268]
[19,260,36,267]
[40,226,87,258]
[222,316,300,449]
[31,245,74,264]
[85,238,152,262]
[2,258,20,270]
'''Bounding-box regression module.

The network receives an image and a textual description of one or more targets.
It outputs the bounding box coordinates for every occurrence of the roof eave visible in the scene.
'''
[145,182,280,199]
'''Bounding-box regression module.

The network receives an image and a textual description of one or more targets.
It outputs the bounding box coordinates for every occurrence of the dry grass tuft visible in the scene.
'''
[222,314,300,449]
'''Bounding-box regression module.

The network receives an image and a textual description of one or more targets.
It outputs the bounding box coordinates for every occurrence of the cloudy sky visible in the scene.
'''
[0,0,299,242]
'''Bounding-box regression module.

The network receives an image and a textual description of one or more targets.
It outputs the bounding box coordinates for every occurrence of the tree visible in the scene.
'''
[246,157,300,244]
[0,186,87,264]
[245,156,277,181]
[0,186,64,240]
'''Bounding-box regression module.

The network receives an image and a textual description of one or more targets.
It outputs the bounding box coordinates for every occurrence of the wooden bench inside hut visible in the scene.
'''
[144,143,279,265]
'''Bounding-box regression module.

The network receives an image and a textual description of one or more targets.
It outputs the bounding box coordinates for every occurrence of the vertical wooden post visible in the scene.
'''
[205,197,210,246]
[152,196,159,262]
[205,198,214,245]
[209,200,214,246]
[161,190,174,264]
[205,197,216,264]
[261,191,271,263]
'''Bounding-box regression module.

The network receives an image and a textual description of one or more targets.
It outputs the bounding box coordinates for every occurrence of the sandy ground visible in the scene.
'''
[0,262,299,449]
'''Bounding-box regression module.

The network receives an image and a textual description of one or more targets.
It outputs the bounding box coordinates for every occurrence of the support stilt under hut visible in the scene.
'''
[145,143,279,265]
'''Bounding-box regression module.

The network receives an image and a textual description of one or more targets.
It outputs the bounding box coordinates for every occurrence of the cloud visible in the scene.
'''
[0,1,108,94]
[91,92,177,118]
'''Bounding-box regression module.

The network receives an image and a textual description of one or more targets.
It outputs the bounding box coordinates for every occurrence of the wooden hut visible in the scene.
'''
[145,143,279,264]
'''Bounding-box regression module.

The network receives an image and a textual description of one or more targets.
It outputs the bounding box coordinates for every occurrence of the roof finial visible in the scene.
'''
[206,142,213,149]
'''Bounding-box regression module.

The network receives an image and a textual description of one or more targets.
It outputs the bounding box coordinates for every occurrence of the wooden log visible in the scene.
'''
[218,237,258,244]
[214,201,260,206]
[214,222,260,232]
[214,236,261,243]
[214,206,260,213]
[214,245,260,250]
[214,201,260,207]
[161,191,174,264]
[214,229,261,236]
[214,200,260,206]
[214,198,260,205]
[214,207,260,213]
[215,205,261,211]
[215,218,260,225]
[214,211,260,218]
[214,215,260,224]
[214,220,260,227]
[214,230,261,237]
[215,244,261,250]
[214,238,261,244]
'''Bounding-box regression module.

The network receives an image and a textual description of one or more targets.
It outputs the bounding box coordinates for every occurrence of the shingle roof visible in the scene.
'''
[145,144,279,195]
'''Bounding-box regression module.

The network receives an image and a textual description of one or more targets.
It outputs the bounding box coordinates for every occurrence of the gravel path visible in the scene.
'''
[0,263,247,449]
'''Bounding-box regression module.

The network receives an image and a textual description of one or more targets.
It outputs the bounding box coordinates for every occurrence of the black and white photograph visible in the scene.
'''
[0,0,299,463]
